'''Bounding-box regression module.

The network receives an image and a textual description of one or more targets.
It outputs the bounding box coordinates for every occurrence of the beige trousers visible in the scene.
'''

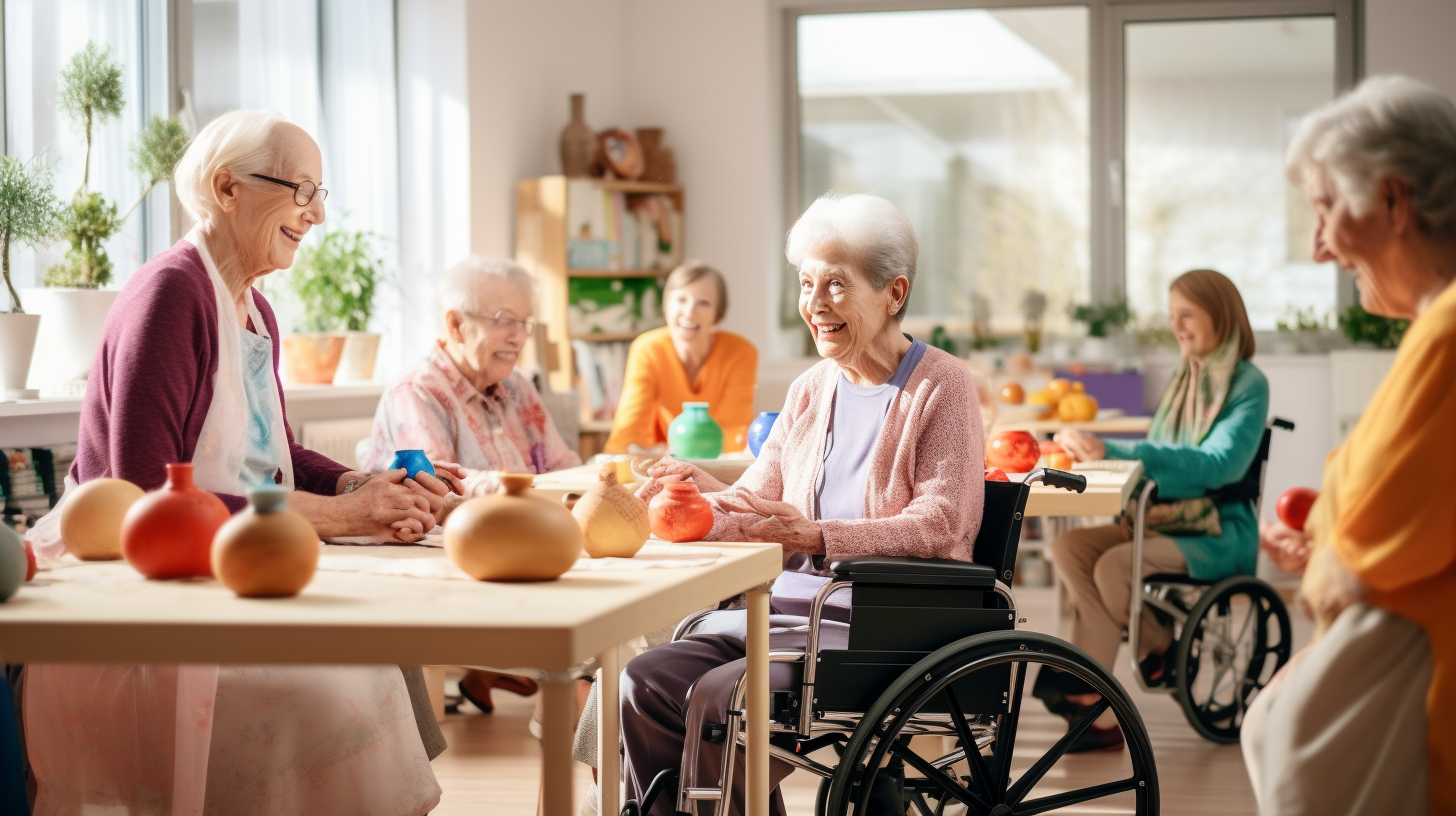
[1051,523,1188,671]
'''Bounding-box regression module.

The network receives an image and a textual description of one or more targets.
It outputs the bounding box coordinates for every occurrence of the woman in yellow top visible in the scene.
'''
[1252,75,1456,816]
[605,261,758,453]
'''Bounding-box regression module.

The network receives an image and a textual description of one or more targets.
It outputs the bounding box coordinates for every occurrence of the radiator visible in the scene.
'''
[300,418,376,470]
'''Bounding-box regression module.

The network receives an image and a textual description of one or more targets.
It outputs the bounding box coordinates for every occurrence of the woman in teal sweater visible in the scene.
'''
[1045,269,1270,752]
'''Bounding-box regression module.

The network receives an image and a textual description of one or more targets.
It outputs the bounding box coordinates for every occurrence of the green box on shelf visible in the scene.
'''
[568,277,665,336]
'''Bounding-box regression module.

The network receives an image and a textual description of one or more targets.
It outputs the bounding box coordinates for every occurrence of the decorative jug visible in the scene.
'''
[747,412,780,457]
[121,463,231,580]
[573,464,651,558]
[212,487,321,597]
[560,94,596,177]
[668,402,723,459]
[445,473,582,581]
[648,481,715,543]
[388,449,436,480]
[60,477,144,560]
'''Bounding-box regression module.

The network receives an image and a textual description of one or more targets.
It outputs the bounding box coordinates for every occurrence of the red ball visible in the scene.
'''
[1276,487,1319,532]
[987,431,1041,473]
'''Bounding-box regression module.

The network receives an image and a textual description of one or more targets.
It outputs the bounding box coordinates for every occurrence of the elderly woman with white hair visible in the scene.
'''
[21,110,447,814]
[1245,75,1456,816]
[613,192,984,815]
[361,255,581,712]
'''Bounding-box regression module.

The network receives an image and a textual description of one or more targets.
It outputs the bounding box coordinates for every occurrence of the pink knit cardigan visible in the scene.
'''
[707,345,985,561]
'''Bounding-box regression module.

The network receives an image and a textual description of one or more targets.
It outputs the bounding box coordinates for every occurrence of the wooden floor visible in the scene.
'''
[429,585,1311,815]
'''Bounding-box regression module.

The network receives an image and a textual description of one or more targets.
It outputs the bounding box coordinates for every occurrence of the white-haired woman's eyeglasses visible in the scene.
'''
[463,310,536,336]
[250,173,329,207]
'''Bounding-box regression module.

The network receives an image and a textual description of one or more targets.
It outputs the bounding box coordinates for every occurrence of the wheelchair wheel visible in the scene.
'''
[1174,575,1292,744]
[821,631,1158,816]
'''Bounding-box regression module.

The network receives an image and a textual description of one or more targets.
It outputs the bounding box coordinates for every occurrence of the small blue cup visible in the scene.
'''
[388,449,437,480]
[747,412,781,457]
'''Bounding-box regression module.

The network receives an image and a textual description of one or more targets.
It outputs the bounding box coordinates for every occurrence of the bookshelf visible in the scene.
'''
[514,176,685,399]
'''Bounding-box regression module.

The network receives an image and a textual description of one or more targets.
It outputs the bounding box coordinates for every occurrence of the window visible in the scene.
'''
[1124,16,1339,330]
[795,7,1089,336]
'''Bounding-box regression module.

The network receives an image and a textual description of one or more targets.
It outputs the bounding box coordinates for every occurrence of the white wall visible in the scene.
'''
[1365,0,1456,99]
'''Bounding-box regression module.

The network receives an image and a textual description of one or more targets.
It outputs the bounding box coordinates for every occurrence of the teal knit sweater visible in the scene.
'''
[1103,360,1270,580]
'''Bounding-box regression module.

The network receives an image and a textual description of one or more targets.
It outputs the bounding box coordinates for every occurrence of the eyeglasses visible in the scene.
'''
[464,310,537,335]
[250,174,329,207]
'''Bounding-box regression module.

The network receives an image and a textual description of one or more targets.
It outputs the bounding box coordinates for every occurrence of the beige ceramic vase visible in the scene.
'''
[560,94,596,177]
[60,477,144,560]
[573,464,650,558]
[211,487,321,597]
[446,473,583,581]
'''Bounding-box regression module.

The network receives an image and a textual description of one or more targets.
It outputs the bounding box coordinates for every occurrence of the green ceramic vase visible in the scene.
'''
[668,402,724,459]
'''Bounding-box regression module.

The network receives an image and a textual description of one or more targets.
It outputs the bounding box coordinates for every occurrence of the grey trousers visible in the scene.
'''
[1242,603,1429,816]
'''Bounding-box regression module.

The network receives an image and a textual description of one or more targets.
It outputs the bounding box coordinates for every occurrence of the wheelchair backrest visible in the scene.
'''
[972,479,1032,584]
[1206,417,1294,504]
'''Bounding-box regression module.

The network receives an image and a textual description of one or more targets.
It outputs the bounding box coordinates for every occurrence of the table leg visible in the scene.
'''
[596,645,621,816]
[541,673,576,816]
[745,583,770,816]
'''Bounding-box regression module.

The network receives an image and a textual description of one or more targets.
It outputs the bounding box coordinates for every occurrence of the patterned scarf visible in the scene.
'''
[1149,332,1242,446]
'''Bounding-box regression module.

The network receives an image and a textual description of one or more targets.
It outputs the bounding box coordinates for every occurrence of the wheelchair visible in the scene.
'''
[626,469,1161,816]
[1126,418,1296,743]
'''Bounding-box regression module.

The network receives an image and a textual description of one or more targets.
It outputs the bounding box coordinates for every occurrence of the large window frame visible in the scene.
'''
[781,0,1361,348]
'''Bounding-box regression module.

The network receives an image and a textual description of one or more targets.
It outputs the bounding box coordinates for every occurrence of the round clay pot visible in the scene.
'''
[0,524,26,602]
[60,477,145,560]
[445,473,583,581]
[573,465,650,558]
[121,463,231,580]
[668,402,723,459]
[648,481,715,543]
[747,411,780,458]
[212,487,320,597]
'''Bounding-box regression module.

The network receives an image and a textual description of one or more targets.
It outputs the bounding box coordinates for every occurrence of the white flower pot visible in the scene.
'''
[0,312,42,399]
[23,288,121,396]
[336,332,381,382]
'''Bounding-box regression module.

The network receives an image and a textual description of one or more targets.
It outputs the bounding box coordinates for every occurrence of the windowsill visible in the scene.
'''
[0,383,387,419]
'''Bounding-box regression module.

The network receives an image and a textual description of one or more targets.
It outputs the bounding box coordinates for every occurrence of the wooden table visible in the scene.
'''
[993,407,1153,436]
[0,542,785,816]
[534,456,756,501]
[1024,460,1143,517]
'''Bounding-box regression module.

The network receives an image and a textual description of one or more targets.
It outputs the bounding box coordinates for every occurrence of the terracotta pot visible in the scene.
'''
[560,94,596,178]
[212,487,320,597]
[573,464,650,558]
[637,127,676,184]
[648,481,715,543]
[281,333,345,384]
[445,473,582,581]
[0,524,26,602]
[60,477,145,560]
[121,463,231,580]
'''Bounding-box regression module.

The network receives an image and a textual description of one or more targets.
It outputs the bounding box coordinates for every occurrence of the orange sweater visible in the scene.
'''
[1306,280,1456,816]
[605,327,758,453]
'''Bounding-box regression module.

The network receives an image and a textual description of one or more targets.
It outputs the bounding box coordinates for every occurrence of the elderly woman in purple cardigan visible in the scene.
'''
[22,110,449,816]
[605,193,986,816]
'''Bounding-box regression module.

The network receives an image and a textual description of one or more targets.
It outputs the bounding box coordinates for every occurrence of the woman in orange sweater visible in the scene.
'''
[605,261,758,453]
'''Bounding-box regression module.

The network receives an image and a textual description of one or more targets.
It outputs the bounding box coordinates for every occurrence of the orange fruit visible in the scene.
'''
[1047,452,1075,471]
[1072,381,1086,393]
[1057,393,1099,422]
[1000,383,1025,404]
[1046,378,1074,401]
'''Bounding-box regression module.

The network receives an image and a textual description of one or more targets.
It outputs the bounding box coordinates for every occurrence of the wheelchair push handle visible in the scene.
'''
[1025,467,1087,493]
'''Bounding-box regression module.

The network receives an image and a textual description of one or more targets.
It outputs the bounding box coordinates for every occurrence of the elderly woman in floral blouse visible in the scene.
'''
[363,254,581,710]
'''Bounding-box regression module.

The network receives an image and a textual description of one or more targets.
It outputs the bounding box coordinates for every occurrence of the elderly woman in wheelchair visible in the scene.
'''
[620,193,1160,816]
[1040,269,1273,751]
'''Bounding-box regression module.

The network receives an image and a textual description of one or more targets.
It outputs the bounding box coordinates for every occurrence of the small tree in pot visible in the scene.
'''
[0,155,65,395]
[281,227,386,384]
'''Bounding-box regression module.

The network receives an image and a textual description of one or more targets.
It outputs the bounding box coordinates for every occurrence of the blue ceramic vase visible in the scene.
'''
[747,412,780,457]
[388,449,437,480]
[668,402,723,459]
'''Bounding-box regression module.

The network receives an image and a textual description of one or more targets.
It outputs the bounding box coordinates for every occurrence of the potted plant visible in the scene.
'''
[1337,303,1408,350]
[281,227,386,384]
[1275,306,1335,353]
[27,42,188,395]
[1068,299,1132,360]
[0,155,64,397]
[1021,290,1047,353]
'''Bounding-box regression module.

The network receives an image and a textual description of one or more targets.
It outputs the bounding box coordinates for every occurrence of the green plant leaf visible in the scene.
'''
[1338,304,1408,349]
[43,191,121,289]
[130,116,189,188]
[0,154,66,312]
[57,42,125,127]
[285,227,387,333]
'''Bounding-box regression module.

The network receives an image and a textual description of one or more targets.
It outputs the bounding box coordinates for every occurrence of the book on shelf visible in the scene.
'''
[572,339,632,422]
[565,179,683,271]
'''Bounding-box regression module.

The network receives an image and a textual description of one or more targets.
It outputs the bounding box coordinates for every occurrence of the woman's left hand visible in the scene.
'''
[1300,545,1367,634]
[718,492,825,554]
[1055,429,1105,462]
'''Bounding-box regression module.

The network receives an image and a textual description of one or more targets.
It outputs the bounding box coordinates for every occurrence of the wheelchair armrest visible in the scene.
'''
[828,556,999,589]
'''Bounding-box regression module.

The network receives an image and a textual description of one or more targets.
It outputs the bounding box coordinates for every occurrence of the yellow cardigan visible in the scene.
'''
[1307,281,1456,816]
[604,327,758,453]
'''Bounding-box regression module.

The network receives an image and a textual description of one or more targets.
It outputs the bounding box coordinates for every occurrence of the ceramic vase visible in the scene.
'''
[573,464,651,558]
[637,127,677,183]
[280,333,345,384]
[648,481,715,543]
[60,477,145,560]
[560,94,596,178]
[337,332,381,381]
[445,473,583,581]
[747,412,780,457]
[388,449,436,480]
[22,288,119,396]
[121,463,231,580]
[668,402,723,459]
[212,487,320,597]
[0,524,26,602]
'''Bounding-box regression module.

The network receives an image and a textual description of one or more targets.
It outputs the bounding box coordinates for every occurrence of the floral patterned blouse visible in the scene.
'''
[361,342,580,488]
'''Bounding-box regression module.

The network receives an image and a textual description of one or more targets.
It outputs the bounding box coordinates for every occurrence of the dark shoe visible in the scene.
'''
[458,671,540,714]
[1032,666,1093,717]
[1066,723,1125,753]
[1138,648,1175,689]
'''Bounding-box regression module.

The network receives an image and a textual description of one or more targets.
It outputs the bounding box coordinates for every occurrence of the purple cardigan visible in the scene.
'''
[74,240,349,512]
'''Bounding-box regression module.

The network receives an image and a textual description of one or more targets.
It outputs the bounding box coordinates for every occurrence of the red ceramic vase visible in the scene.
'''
[121,463,231,580]
[648,481,715,543]
[986,430,1041,473]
